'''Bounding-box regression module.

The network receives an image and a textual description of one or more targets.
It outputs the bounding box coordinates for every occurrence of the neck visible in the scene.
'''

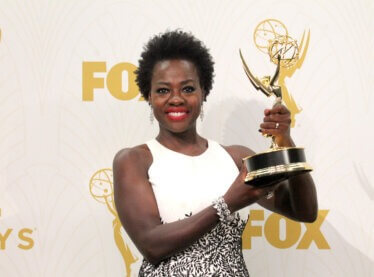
[157,126,200,147]
[156,126,206,150]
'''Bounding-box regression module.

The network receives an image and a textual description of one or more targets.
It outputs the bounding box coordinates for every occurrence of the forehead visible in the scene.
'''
[151,59,199,83]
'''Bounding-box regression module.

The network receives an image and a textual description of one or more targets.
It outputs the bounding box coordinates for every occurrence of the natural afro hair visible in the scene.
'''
[135,30,214,101]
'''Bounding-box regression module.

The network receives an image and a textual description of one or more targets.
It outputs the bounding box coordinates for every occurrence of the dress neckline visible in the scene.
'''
[153,138,210,158]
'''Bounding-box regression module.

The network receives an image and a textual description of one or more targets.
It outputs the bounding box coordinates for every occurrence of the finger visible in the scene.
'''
[260,122,286,131]
[269,104,290,115]
[263,114,291,123]
[239,162,248,176]
[264,109,271,116]
[260,128,281,137]
[240,163,247,173]
[238,164,248,182]
[259,122,288,137]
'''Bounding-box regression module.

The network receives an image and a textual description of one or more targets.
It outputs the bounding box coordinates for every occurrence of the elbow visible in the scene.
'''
[294,197,318,223]
[141,247,165,266]
[298,205,318,223]
[139,236,168,266]
[292,212,317,223]
[301,211,317,223]
[307,202,319,223]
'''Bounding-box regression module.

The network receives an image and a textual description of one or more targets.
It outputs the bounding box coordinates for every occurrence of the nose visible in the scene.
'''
[168,90,185,105]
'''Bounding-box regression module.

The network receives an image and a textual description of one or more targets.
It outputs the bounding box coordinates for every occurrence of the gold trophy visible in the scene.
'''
[240,19,312,187]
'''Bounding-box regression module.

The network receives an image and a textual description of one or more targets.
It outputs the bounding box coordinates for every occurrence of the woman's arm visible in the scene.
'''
[226,103,318,222]
[256,135,318,222]
[225,144,317,223]
[258,172,318,222]
[113,145,270,265]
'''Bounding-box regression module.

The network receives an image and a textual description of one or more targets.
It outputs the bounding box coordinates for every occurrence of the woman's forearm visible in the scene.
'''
[287,173,318,222]
[137,205,219,265]
[266,136,318,222]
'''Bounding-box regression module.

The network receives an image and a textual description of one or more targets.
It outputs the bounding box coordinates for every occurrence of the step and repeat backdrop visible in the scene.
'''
[0,0,373,276]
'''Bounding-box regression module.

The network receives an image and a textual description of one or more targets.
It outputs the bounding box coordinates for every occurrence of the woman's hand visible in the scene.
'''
[223,162,280,213]
[260,102,294,147]
[254,102,318,222]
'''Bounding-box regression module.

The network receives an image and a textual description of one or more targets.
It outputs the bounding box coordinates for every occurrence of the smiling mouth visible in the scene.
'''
[166,112,188,121]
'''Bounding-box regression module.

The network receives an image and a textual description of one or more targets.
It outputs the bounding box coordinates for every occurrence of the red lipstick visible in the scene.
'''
[165,107,189,121]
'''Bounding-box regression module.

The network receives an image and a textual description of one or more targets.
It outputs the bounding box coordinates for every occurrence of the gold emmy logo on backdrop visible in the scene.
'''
[239,19,312,186]
[251,19,310,127]
[89,168,138,276]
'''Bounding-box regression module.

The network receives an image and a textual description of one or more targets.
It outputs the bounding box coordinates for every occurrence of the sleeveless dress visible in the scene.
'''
[138,139,250,277]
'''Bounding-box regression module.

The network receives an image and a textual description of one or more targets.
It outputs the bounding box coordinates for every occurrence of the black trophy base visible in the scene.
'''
[243,147,312,187]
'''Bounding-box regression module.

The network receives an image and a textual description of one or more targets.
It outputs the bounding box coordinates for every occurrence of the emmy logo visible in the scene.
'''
[89,168,138,276]
[251,19,310,127]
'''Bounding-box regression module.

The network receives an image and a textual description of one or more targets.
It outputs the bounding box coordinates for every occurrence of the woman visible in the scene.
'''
[113,30,317,276]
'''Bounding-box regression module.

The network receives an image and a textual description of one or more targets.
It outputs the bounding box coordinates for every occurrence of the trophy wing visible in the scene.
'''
[239,49,272,97]
[285,30,310,77]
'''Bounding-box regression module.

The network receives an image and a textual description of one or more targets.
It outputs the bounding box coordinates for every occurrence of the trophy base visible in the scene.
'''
[243,147,312,187]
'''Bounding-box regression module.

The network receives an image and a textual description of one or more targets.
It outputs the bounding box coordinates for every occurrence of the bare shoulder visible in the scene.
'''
[221,144,256,169]
[113,144,153,178]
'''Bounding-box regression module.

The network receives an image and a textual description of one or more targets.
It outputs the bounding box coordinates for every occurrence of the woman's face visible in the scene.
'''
[149,59,204,134]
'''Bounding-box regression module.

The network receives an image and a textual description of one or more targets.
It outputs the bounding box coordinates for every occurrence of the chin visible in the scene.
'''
[162,122,196,134]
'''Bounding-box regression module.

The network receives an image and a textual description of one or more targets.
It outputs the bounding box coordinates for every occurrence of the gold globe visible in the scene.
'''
[253,19,288,54]
[268,35,299,68]
[89,168,114,204]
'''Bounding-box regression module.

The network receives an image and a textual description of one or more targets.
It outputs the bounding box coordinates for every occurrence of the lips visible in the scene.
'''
[165,107,189,121]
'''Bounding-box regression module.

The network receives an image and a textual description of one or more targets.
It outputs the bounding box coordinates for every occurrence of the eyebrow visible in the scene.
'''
[156,79,195,86]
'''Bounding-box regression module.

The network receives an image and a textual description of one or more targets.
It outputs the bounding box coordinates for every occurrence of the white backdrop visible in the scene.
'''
[0,0,373,276]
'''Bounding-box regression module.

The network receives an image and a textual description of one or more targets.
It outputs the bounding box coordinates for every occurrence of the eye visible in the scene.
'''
[156,88,169,94]
[182,86,195,93]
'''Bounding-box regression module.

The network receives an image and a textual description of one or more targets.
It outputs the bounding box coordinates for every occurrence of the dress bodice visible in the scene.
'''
[139,139,250,276]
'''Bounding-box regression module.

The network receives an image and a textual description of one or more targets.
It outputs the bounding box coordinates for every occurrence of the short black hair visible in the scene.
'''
[135,30,214,101]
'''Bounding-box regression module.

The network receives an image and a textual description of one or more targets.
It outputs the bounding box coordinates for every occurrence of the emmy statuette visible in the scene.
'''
[240,19,312,187]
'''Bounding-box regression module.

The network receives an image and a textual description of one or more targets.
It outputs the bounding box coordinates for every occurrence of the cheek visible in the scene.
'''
[193,99,203,115]
[193,90,204,105]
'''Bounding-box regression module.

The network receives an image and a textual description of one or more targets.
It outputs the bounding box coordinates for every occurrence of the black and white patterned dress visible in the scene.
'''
[139,139,250,276]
